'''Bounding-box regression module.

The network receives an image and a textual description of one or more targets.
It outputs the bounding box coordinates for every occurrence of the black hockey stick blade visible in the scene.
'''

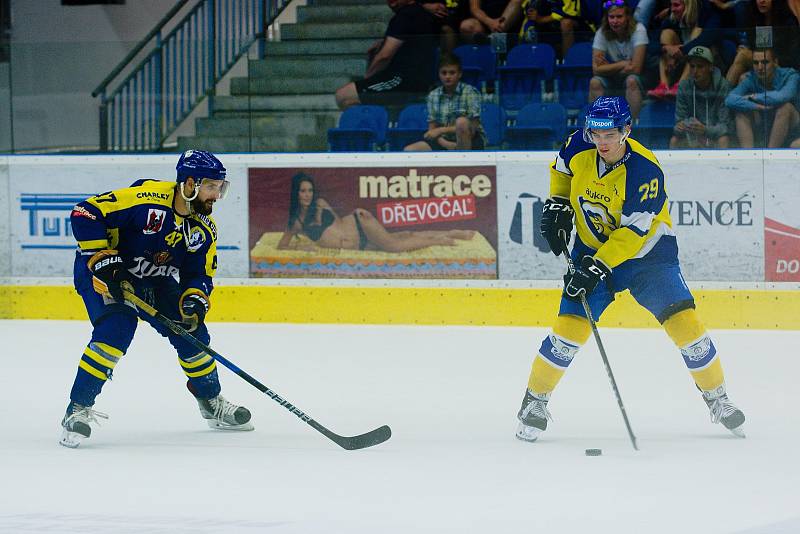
[318,423,392,450]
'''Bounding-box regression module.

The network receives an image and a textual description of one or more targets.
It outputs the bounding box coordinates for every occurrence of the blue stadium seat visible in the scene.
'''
[555,42,593,110]
[481,102,506,148]
[505,102,567,150]
[636,101,675,149]
[387,103,428,151]
[327,105,389,152]
[453,44,497,91]
[498,43,556,111]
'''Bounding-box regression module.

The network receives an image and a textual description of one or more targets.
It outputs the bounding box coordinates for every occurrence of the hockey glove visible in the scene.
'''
[180,290,210,332]
[87,249,128,301]
[564,255,611,301]
[540,197,574,256]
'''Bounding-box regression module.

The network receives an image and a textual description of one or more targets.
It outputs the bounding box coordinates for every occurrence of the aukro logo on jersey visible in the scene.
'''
[143,209,166,234]
[186,226,206,252]
[127,256,179,279]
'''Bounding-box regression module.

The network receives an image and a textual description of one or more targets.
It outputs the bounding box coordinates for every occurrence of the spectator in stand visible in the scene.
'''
[670,46,733,147]
[634,0,672,26]
[405,54,487,150]
[724,47,800,147]
[536,0,599,57]
[647,0,721,99]
[725,0,800,86]
[421,0,470,53]
[460,0,524,39]
[335,0,439,110]
[589,0,648,119]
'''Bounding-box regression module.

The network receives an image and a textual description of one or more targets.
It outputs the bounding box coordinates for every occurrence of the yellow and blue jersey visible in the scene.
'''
[550,131,674,269]
[70,179,217,296]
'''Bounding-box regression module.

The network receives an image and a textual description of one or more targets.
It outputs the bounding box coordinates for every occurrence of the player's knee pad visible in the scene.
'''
[537,314,591,370]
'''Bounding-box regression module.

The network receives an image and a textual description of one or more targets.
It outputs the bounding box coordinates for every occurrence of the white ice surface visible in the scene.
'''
[0,320,798,534]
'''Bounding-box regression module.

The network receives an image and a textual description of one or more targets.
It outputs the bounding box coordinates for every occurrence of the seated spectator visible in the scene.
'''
[589,0,648,119]
[335,0,439,110]
[670,46,733,148]
[538,0,598,57]
[724,47,800,147]
[460,0,524,38]
[647,0,721,99]
[634,0,672,27]
[725,0,800,86]
[405,54,487,150]
[421,0,470,53]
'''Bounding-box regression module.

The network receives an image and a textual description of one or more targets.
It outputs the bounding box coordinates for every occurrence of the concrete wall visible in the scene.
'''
[7,0,180,151]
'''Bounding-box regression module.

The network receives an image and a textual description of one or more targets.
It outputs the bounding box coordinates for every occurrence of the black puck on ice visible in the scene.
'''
[585,448,602,456]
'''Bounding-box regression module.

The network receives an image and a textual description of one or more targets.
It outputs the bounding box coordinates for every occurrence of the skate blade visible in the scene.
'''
[729,425,746,438]
[59,429,85,448]
[206,420,254,431]
[515,422,543,442]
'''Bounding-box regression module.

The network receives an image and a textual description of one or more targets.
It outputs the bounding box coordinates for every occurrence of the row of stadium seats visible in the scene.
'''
[328,101,677,152]
[453,42,593,111]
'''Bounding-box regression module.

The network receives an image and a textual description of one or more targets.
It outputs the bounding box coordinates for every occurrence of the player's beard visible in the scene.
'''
[191,196,214,215]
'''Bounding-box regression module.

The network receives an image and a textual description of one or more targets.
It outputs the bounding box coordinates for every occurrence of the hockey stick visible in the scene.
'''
[121,286,391,450]
[560,232,639,451]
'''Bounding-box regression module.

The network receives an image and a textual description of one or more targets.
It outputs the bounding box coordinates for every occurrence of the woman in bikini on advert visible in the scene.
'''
[277,173,475,252]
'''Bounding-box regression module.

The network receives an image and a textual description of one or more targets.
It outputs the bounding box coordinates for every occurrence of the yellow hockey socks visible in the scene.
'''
[527,314,591,395]
[663,309,724,391]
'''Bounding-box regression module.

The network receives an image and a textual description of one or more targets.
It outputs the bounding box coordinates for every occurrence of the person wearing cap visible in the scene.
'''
[724,47,800,148]
[589,0,649,119]
[59,150,255,449]
[670,45,733,148]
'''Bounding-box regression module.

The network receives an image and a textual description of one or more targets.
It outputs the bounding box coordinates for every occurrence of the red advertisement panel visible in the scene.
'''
[765,217,800,281]
[248,166,497,279]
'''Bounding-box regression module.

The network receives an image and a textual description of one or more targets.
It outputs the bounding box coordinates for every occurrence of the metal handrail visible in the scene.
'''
[92,0,192,98]
[93,0,288,152]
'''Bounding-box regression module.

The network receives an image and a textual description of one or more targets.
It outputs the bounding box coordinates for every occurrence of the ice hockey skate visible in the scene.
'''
[59,402,109,448]
[702,384,745,438]
[516,390,552,442]
[197,395,254,431]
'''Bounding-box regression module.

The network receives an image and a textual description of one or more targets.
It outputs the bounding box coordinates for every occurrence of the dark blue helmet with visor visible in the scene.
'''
[583,97,632,143]
[175,149,229,201]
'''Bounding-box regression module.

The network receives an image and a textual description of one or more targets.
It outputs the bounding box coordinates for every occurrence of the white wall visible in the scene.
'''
[8,0,180,151]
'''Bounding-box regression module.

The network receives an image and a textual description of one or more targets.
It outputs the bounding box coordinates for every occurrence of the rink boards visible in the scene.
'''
[0,151,798,328]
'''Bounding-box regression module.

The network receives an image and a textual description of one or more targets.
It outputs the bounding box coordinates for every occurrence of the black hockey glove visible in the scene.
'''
[540,197,574,256]
[87,249,128,301]
[564,256,611,301]
[180,291,210,332]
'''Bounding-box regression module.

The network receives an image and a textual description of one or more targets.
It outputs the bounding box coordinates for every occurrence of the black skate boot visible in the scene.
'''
[702,384,745,438]
[59,402,109,448]
[516,389,552,442]
[197,395,254,431]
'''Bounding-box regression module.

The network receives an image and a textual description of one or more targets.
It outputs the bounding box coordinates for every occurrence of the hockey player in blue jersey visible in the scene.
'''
[516,97,746,442]
[60,150,253,448]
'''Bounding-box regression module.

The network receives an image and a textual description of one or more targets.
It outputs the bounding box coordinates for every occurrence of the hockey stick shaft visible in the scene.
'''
[122,287,391,450]
[560,235,638,451]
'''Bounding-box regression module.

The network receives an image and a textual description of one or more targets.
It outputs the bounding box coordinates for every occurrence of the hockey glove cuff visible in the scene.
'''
[87,249,128,301]
[564,256,611,301]
[180,289,210,332]
[540,197,574,256]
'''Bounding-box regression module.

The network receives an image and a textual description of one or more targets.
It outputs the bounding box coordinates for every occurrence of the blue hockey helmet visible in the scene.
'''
[176,149,229,201]
[583,96,632,143]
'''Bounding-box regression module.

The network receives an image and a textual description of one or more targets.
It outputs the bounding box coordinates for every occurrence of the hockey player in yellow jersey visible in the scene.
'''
[516,97,746,442]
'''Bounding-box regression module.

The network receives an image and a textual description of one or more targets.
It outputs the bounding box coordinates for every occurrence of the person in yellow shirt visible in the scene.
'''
[516,96,745,442]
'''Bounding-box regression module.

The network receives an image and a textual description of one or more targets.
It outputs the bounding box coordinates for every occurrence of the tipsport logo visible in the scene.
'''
[508,193,550,253]
[19,193,92,250]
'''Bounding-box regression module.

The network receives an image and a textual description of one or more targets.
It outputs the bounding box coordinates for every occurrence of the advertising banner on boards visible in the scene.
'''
[248,166,498,278]
[764,162,800,282]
